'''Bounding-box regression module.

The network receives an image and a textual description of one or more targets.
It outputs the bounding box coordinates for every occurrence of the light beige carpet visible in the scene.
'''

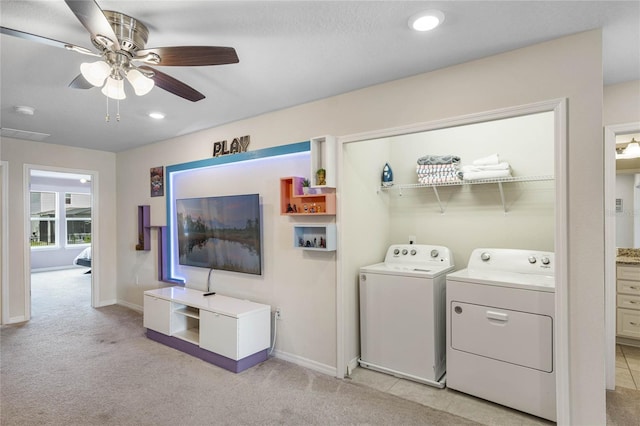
[1,269,480,425]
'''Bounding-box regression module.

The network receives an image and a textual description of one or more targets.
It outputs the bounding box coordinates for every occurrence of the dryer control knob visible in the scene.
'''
[528,256,537,264]
[393,249,400,255]
[481,252,491,261]
[541,256,551,265]
[410,249,417,256]
[401,249,408,255]
[430,249,439,258]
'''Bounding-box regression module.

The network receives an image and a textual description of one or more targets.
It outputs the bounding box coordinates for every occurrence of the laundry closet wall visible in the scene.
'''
[387,111,555,267]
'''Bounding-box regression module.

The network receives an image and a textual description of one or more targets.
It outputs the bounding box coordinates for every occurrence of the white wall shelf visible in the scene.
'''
[379,175,555,213]
[310,135,337,189]
[294,224,337,251]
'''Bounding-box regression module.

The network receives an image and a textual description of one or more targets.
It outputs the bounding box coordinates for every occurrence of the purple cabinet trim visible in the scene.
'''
[146,329,268,373]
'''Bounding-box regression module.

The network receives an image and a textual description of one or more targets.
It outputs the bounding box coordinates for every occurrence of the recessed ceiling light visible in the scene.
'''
[149,112,165,120]
[408,10,445,32]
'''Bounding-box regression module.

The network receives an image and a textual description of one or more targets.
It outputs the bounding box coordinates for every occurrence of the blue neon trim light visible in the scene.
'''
[164,141,310,283]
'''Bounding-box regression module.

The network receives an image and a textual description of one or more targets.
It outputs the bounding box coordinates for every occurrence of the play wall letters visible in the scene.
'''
[213,135,250,157]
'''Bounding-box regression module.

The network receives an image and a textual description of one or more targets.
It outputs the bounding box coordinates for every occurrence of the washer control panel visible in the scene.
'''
[384,244,453,267]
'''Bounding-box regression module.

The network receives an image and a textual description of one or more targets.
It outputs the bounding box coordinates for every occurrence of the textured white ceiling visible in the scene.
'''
[1,1,638,152]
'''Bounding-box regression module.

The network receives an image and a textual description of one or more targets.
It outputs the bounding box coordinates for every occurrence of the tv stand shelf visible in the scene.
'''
[143,286,271,373]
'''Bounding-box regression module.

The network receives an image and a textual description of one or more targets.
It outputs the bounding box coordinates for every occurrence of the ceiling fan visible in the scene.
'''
[0,0,239,102]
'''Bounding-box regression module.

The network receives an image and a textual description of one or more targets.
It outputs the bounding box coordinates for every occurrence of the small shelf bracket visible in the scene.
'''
[497,181,507,213]
[431,186,445,214]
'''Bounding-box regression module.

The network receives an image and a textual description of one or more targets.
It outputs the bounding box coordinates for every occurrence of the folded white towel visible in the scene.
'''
[462,169,511,181]
[472,154,500,166]
[418,175,462,184]
[461,162,510,173]
[417,164,460,173]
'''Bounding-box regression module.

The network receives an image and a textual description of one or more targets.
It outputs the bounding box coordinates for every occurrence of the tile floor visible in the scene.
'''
[349,344,640,425]
[349,367,553,425]
[616,344,640,390]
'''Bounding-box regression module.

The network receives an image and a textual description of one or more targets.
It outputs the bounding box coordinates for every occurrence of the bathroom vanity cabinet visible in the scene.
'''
[617,264,640,341]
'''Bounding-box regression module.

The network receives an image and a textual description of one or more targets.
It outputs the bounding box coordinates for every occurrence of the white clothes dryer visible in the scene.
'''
[359,244,455,388]
[446,248,556,421]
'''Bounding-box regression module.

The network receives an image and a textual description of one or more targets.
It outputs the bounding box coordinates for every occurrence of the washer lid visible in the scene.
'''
[446,269,555,292]
[361,262,455,278]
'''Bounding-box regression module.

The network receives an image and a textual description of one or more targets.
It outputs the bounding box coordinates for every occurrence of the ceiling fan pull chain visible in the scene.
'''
[105,94,110,122]
[116,100,121,122]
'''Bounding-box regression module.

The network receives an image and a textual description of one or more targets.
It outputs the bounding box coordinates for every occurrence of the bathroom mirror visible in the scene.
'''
[616,133,640,248]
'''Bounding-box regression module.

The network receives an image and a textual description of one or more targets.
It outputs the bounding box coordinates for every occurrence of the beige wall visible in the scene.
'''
[604,80,640,126]
[0,139,117,321]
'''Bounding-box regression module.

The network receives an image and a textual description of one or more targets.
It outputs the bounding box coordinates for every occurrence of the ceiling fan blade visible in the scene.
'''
[64,0,120,51]
[0,26,98,56]
[140,66,205,102]
[69,74,94,89]
[136,46,239,66]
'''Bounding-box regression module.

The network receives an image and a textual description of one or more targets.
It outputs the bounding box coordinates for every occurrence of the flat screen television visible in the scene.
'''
[176,193,262,275]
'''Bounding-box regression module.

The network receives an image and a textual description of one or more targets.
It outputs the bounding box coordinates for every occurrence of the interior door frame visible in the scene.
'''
[336,98,570,422]
[1,161,9,324]
[23,164,98,319]
[603,121,640,390]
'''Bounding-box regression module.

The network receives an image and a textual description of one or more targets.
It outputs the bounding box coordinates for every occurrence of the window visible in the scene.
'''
[65,193,91,245]
[30,191,56,247]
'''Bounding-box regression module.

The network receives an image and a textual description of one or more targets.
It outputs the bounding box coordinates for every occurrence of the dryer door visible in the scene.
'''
[450,301,553,372]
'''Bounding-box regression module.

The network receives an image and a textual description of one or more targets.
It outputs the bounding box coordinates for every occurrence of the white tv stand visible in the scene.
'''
[143,286,271,373]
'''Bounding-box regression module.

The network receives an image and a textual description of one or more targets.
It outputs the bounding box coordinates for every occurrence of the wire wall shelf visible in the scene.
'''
[379,175,555,213]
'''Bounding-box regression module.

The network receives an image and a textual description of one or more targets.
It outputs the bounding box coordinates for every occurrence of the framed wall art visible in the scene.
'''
[150,166,164,197]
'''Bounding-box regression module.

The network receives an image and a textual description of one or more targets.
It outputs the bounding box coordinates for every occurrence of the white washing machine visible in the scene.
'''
[446,248,556,422]
[359,244,455,388]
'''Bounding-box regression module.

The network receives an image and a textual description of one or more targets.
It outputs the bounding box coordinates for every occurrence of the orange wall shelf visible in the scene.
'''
[280,177,336,216]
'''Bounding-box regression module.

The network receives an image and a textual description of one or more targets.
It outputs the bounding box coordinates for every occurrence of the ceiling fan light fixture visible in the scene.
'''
[409,10,445,32]
[101,76,126,100]
[126,69,155,96]
[80,60,111,87]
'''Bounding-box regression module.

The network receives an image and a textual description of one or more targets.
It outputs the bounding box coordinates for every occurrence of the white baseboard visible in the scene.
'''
[94,299,117,308]
[346,356,360,377]
[31,266,86,273]
[271,349,337,377]
[6,315,27,324]
[116,299,143,312]
[617,336,640,348]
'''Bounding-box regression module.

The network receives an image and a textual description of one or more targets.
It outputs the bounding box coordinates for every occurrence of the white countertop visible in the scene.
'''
[144,286,270,318]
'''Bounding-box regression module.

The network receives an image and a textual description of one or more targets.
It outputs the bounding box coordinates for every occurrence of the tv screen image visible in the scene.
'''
[176,194,262,275]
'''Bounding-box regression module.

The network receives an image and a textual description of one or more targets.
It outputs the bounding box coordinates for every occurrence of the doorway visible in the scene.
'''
[26,167,95,318]
[604,122,640,390]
